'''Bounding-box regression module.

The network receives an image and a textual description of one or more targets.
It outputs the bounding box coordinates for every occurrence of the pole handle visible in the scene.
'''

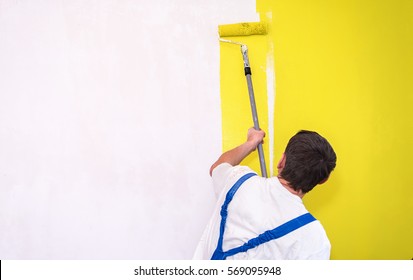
[242,45,268,177]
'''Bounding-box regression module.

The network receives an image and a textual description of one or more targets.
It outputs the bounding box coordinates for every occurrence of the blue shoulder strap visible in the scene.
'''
[211,172,257,260]
[211,173,317,260]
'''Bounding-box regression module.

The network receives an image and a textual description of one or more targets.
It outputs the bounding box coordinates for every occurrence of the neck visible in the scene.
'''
[277,176,305,199]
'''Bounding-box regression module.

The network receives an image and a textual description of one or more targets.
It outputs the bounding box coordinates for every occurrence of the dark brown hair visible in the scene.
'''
[280,130,337,193]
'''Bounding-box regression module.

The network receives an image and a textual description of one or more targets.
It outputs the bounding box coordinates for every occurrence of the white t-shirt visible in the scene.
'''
[193,163,331,260]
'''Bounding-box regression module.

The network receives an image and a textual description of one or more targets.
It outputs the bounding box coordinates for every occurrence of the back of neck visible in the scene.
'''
[277,176,304,198]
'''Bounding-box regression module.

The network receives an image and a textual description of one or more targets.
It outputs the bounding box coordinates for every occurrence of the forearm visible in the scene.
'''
[209,140,256,176]
[209,128,265,176]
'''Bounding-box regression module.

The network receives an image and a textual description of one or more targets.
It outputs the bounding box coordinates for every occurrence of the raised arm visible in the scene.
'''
[209,128,265,176]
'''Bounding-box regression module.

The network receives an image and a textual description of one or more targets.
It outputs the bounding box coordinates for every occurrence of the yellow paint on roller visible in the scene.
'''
[218,22,268,37]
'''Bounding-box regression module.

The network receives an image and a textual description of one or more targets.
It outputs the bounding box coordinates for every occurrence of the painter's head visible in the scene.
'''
[277,130,337,193]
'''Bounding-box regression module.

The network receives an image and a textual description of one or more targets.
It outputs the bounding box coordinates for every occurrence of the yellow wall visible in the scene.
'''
[220,0,413,259]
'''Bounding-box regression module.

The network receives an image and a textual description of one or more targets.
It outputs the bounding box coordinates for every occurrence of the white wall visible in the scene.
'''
[0,0,258,259]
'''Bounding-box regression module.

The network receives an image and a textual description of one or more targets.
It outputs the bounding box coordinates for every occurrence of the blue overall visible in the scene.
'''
[211,173,316,260]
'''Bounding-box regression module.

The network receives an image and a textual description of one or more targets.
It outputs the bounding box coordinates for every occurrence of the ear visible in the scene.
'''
[318,176,329,185]
[277,153,286,171]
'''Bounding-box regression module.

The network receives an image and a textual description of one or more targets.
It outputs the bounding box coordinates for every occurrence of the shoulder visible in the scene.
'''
[211,163,257,198]
[296,219,331,259]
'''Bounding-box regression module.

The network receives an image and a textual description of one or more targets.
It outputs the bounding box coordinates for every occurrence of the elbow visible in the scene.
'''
[209,163,217,177]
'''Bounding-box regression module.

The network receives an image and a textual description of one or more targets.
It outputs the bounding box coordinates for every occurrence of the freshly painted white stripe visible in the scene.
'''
[266,12,275,177]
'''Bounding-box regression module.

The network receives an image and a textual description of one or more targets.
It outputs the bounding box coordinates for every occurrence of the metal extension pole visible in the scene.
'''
[241,45,268,178]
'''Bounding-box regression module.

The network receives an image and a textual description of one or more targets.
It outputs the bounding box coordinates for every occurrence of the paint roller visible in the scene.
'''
[218,21,269,178]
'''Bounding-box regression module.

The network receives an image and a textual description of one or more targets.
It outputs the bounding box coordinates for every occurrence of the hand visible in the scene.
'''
[247,127,265,150]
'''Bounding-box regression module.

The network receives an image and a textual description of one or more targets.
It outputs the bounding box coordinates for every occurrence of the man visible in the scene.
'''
[193,128,337,260]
